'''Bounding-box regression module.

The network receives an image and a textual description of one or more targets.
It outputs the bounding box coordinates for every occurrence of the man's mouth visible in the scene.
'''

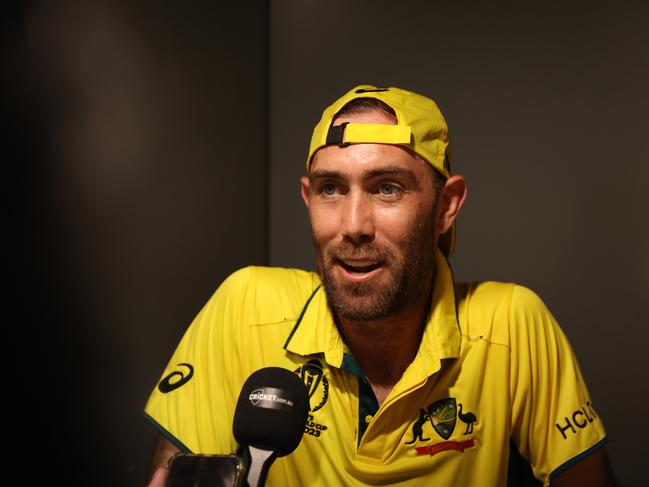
[337,259,383,274]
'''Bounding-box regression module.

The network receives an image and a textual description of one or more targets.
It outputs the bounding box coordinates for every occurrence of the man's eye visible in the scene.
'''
[379,183,396,195]
[322,183,337,195]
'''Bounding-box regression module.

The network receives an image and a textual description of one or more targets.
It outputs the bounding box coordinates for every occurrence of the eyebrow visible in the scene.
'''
[309,169,345,180]
[309,166,418,184]
[365,166,417,180]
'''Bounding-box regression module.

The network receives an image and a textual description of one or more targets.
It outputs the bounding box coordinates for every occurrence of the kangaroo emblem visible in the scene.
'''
[405,408,431,444]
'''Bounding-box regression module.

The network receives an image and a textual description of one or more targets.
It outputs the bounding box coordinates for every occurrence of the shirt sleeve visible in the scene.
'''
[144,267,253,454]
[508,285,607,486]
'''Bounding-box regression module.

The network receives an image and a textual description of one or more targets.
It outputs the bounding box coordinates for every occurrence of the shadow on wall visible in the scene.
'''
[7,1,267,485]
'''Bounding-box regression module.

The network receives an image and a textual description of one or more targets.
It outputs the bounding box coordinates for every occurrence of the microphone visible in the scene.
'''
[233,367,310,487]
[166,367,309,487]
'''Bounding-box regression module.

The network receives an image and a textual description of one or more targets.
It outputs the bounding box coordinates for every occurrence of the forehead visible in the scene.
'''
[333,107,396,126]
[310,110,433,178]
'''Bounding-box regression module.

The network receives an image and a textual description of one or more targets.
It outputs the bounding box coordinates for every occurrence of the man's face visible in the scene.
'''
[301,110,439,322]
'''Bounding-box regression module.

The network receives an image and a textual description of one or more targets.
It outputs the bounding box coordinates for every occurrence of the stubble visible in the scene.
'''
[313,215,437,322]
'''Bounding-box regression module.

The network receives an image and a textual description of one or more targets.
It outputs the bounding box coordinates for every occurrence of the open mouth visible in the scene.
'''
[338,260,383,274]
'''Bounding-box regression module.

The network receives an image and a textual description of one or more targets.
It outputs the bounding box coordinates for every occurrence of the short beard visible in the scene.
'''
[313,217,437,322]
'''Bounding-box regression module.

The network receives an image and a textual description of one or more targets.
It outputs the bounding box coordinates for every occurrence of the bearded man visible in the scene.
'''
[144,86,615,486]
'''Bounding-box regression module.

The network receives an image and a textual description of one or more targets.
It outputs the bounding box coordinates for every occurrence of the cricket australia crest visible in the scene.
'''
[428,397,457,440]
[406,397,478,457]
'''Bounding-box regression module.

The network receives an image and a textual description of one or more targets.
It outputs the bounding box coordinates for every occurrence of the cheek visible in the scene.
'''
[379,216,408,240]
[378,204,434,243]
[308,206,339,243]
[377,205,420,236]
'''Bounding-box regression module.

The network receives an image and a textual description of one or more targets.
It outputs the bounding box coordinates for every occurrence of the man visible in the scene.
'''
[145,86,614,486]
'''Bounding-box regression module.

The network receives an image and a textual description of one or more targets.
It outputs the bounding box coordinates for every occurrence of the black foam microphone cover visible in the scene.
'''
[233,367,309,456]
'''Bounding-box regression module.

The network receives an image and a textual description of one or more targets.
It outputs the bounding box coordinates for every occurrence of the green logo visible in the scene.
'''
[428,398,457,440]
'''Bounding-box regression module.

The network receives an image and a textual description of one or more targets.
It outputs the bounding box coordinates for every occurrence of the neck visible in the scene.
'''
[336,280,432,407]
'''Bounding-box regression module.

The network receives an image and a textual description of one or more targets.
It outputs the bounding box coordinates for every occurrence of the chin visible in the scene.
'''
[326,280,402,321]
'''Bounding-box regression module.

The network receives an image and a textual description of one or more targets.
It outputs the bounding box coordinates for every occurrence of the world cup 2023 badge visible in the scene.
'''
[294,359,329,412]
[295,359,330,438]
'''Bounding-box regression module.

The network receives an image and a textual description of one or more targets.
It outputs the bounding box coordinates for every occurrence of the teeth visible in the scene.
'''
[341,261,380,273]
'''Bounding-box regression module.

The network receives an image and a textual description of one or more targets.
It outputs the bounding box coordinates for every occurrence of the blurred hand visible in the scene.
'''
[146,467,168,487]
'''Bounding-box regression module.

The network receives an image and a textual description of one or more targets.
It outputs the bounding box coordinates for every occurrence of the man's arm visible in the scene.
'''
[146,434,180,487]
[550,448,616,487]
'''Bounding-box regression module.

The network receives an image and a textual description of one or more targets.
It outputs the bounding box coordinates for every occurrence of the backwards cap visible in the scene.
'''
[306,85,457,257]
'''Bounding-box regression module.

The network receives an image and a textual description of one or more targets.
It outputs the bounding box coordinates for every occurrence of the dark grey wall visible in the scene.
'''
[269,2,648,486]
[7,1,267,485]
[7,1,648,486]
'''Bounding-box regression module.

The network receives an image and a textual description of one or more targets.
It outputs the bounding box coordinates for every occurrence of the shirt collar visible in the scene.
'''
[284,247,461,377]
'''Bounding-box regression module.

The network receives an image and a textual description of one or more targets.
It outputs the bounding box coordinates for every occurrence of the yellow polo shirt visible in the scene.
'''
[145,249,606,486]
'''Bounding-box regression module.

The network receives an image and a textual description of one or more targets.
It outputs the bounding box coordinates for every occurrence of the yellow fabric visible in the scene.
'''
[145,251,606,486]
[343,123,412,144]
[307,85,451,178]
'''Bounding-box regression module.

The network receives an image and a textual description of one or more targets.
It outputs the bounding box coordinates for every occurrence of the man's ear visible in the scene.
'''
[435,175,468,240]
[300,176,311,209]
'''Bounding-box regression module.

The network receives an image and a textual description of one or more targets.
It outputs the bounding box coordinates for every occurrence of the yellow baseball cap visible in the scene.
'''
[306,85,456,257]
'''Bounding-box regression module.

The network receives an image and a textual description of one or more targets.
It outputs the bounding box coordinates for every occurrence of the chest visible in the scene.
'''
[271,338,513,486]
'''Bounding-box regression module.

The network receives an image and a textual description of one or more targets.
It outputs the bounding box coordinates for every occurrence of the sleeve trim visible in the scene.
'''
[143,411,193,454]
[548,436,609,481]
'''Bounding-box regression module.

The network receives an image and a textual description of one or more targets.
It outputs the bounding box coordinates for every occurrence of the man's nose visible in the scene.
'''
[341,192,375,244]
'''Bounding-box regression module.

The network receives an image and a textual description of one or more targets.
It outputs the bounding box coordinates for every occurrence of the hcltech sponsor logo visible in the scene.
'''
[248,387,295,411]
[555,401,599,440]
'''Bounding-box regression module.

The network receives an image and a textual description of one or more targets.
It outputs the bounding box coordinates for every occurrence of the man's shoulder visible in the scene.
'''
[219,265,319,293]
[209,266,321,324]
[457,280,547,309]
[455,281,554,346]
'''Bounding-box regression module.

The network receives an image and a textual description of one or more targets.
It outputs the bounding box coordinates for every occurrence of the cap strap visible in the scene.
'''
[325,122,349,146]
[325,123,412,146]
